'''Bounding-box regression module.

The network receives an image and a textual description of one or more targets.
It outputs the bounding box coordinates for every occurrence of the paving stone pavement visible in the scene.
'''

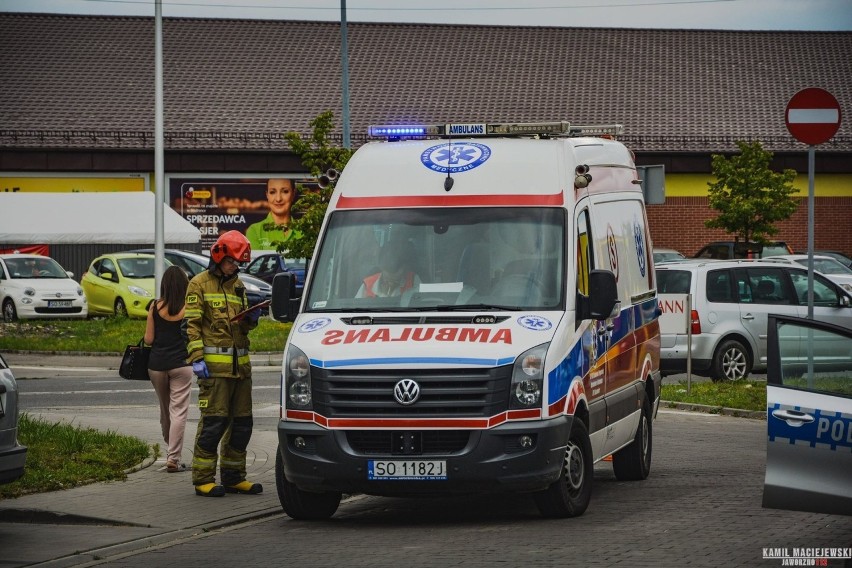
[0,353,284,567]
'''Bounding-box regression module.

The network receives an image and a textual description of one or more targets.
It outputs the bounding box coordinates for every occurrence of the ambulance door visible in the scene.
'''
[576,206,607,449]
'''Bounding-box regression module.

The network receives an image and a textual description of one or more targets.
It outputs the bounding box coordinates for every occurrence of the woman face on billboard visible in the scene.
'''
[266,178,295,223]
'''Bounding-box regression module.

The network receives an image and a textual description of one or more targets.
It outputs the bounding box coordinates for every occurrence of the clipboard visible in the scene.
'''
[230,300,271,322]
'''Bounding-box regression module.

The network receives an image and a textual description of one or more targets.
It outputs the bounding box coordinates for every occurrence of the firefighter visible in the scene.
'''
[185,230,263,497]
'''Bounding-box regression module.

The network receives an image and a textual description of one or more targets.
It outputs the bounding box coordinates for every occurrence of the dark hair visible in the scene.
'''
[160,265,189,316]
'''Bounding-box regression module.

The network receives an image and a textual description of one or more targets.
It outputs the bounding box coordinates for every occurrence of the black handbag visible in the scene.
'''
[119,339,151,380]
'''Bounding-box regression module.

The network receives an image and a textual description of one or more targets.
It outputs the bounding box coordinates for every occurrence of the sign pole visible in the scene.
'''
[806,145,815,320]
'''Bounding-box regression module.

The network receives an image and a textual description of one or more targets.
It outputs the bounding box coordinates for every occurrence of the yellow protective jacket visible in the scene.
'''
[184,268,258,379]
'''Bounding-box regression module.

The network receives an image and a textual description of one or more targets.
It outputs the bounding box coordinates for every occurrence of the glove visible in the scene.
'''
[245,306,262,324]
[192,360,209,378]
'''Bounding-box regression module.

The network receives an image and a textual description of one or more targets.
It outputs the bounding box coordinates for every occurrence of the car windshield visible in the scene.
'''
[795,258,852,275]
[117,258,156,278]
[304,207,565,312]
[4,257,69,279]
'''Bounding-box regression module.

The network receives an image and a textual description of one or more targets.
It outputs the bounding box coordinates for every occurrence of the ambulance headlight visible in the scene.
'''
[510,343,547,409]
[286,345,312,409]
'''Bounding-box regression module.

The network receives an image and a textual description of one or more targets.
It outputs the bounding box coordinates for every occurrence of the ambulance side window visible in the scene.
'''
[576,209,593,297]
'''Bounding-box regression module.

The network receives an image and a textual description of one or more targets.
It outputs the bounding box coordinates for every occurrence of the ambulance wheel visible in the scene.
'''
[612,393,652,481]
[114,297,127,317]
[3,299,18,323]
[275,448,340,520]
[533,419,593,518]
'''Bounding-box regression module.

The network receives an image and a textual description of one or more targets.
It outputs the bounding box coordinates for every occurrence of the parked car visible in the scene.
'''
[244,253,306,295]
[129,248,272,308]
[0,352,27,485]
[81,253,166,318]
[814,250,852,269]
[763,254,852,293]
[656,259,852,380]
[694,240,794,260]
[763,314,852,516]
[0,253,88,322]
[653,248,686,264]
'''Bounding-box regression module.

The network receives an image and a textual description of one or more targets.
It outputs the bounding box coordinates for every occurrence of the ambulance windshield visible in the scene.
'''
[304,207,564,311]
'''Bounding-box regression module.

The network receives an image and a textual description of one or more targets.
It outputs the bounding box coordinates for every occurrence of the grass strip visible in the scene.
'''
[0,317,292,353]
[661,380,766,412]
[0,413,151,499]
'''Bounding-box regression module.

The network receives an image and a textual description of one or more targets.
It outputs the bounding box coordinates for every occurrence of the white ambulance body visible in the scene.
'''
[271,121,662,520]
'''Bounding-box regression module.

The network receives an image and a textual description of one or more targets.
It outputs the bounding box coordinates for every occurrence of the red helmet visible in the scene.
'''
[211,230,251,264]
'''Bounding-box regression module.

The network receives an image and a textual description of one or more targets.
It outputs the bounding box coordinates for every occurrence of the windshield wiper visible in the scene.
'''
[429,303,523,311]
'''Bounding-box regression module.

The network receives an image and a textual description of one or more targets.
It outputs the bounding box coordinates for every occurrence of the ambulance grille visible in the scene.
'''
[346,430,470,455]
[310,365,513,417]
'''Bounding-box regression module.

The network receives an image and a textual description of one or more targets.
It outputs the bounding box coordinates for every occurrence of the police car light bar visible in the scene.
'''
[367,121,624,139]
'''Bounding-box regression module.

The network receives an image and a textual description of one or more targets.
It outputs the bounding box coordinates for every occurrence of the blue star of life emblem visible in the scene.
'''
[421,142,491,173]
[634,218,646,276]
[517,315,552,331]
[298,317,332,333]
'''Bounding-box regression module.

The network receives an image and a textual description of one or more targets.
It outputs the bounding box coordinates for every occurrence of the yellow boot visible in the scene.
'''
[225,480,263,494]
[195,483,226,497]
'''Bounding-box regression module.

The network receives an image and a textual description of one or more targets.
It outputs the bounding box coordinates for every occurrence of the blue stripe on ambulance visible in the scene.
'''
[309,356,516,368]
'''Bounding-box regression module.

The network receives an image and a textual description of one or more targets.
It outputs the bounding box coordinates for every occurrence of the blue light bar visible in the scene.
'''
[368,125,432,137]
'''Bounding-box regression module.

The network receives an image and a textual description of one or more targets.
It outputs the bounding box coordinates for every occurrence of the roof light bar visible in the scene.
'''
[367,121,624,139]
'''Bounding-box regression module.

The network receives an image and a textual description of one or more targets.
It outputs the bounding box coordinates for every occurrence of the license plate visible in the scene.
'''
[367,460,447,480]
[47,300,72,308]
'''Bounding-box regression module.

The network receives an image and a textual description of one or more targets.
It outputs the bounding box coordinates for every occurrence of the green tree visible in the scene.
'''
[276,111,353,259]
[704,141,798,243]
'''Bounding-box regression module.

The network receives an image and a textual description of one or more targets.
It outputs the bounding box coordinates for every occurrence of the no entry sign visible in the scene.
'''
[785,88,841,145]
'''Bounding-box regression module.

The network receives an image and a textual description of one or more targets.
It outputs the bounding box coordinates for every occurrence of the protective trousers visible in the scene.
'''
[191,377,254,486]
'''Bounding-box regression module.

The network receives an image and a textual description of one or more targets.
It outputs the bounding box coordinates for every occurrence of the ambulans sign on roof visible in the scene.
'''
[785,88,842,145]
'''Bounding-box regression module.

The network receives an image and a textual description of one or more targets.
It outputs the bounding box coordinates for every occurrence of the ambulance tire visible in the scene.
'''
[275,448,341,520]
[533,419,593,518]
[612,394,652,481]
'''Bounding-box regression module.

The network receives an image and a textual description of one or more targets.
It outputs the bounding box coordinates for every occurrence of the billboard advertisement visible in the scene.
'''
[168,175,315,251]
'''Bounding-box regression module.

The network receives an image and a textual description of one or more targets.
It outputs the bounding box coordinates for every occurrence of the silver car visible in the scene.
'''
[656,259,852,381]
[0,352,27,485]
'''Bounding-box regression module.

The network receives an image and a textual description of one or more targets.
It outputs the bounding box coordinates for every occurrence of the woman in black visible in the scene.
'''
[144,265,193,473]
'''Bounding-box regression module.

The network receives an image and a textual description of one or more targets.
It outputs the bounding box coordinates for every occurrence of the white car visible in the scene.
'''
[764,254,852,293]
[0,254,88,322]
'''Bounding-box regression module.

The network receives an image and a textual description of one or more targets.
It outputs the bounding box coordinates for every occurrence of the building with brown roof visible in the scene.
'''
[1,13,850,255]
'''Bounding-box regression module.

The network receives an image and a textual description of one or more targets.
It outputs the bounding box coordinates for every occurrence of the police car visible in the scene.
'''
[763,314,852,516]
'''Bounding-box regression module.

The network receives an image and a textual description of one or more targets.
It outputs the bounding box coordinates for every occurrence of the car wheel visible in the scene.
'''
[711,339,751,381]
[533,419,593,518]
[612,393,652,481]
[114,297,128,317]
[2,299,18,323]
[275,447,341,520]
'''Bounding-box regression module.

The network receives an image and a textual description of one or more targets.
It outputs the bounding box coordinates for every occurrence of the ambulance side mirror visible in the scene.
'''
[580,270,620,321]
[271,272,300,322]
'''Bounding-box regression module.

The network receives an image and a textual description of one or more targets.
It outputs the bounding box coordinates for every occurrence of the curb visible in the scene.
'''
[661,400,765,420]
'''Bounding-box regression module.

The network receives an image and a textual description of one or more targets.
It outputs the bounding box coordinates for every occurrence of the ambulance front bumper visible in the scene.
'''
[277,415,573,496]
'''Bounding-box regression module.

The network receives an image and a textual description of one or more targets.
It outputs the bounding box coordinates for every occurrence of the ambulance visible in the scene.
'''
[270,121,662,519]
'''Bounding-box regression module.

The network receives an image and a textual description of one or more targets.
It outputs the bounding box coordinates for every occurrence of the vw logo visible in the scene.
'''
[393,379,421,405]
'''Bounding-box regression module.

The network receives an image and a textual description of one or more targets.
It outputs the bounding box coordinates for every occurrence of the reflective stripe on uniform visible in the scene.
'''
[204,346,250,356]
[204,354,251,365]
